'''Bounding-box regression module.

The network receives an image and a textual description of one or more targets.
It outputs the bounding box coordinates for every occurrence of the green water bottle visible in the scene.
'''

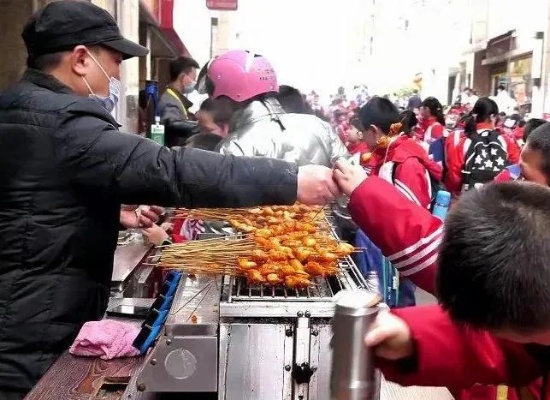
[151,116,165,146]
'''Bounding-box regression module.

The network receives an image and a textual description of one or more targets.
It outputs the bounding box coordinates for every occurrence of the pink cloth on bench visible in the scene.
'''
[69,320,141,360]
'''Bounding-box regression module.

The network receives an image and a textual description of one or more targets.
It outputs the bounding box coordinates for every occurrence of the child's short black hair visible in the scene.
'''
[359,96,400,134]
[523,118,547,142]
[199,98,233,125]
[525,122,550,179]
[437,182,550,332]
[276,85,312,114]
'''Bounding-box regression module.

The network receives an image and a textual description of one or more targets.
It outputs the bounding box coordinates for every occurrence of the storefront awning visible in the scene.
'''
[481,30,525,66]
[140,0,190,57]
[482,49,532,66]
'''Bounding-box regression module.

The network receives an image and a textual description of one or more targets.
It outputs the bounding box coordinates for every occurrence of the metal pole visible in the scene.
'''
[505,32,514,97]
[209,17,214,59]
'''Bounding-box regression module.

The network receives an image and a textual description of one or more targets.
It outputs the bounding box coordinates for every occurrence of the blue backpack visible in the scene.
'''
[353,229,416,308]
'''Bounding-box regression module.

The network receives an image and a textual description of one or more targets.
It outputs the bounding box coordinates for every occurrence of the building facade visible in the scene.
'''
[459,0,550,116]
[0,0,189,132]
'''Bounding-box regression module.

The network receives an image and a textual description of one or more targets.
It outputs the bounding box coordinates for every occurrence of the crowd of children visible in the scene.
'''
[329,91,550,399]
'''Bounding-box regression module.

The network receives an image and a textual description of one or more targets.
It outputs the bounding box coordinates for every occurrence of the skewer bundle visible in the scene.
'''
[174,208,258,221]
[176,204,328,229]
[159,204,356,289]
[158,236,255,276]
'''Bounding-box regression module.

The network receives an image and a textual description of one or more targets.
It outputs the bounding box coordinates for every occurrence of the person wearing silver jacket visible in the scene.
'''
[196,50,349,167]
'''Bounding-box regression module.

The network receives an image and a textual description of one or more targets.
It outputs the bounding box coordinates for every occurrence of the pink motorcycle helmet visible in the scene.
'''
[205,50,278,102]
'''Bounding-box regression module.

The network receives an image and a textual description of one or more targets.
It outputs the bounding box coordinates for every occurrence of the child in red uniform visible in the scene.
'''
[445,98,518,195]
[495,119,548,183]
[333,153,550,399]
[359,97,442,209]
[345,117,369,155]
[418,97,445,146]
[362,182,550,400]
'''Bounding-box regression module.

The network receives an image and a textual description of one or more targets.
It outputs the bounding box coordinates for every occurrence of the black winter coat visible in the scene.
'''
[0,69,298,392]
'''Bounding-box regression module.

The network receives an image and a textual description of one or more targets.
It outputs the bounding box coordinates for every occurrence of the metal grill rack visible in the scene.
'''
[225,254,364,303]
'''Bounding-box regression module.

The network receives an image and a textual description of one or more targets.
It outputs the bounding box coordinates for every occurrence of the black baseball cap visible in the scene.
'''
[22,0,149,60]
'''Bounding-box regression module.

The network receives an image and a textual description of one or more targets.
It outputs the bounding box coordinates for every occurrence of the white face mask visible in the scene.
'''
[81,51,121,113]
[183,80,197,94]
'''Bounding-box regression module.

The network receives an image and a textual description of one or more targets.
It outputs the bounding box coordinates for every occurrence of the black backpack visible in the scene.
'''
[461,130,509,192]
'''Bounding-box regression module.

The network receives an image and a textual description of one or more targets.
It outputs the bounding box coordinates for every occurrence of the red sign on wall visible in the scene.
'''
[206,0,238,10]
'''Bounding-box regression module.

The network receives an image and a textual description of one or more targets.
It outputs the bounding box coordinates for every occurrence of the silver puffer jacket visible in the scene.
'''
[216,98,349,167]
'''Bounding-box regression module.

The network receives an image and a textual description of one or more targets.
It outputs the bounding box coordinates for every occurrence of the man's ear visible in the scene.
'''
[71,45,92,77]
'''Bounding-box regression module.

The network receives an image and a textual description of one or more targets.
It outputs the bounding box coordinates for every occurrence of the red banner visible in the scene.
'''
[206,0,238,10]
[140,0,190,56]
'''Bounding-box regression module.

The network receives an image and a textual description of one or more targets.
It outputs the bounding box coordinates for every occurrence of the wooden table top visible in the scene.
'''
[26,349,453,400]
[25,351,144,400]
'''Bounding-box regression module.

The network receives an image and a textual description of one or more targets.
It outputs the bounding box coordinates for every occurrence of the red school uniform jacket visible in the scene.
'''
[364,135,443,210]
[444,128,466,196]
[347,141,369,155]
[445,124,519,197]
[347,176,543,400]
[380,305,548,400]
[418,117,445,144]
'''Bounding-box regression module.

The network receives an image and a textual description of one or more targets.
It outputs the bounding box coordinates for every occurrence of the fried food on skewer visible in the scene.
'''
[281,239,302,248]
[255,228,273,238]
[277,246,294,258]
[259,263,280,276]
[247,269,266,284]
[294,247,313,263]
[181,204,356,288]
[309,251,339,263]
[266,273,282,285]
[285,275,312,289]
[251,249,269,263]
[237,258,257,270]
[334,242,355,257]
[295,222,317,234]
[305,261,326,277]
[267,249,288,262]
[287,231,309,240]
[279,264,298,277]
[289,259,306,273]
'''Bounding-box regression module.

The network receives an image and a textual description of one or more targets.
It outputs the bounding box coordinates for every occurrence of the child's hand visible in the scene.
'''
[365,311,415,360]
[333,158,368,196]
[142,224,169,246]
[160,222,174,233]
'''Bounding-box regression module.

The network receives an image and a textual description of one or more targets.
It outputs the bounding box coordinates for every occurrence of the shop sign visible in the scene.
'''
[206,0,238,10]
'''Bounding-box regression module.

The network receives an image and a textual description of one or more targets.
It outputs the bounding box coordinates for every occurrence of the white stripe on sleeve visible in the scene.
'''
[400,253,439,277]
[392,234,443,269]
[388,225,444,261]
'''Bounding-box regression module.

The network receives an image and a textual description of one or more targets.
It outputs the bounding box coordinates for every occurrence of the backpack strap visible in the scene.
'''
[388,159,436,209]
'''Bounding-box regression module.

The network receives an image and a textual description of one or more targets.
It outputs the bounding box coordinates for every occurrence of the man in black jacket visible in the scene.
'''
[0,2,339,397]
[160,56,201,146]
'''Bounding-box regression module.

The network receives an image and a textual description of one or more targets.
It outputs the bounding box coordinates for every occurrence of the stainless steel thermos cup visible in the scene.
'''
[331,290,380,400]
